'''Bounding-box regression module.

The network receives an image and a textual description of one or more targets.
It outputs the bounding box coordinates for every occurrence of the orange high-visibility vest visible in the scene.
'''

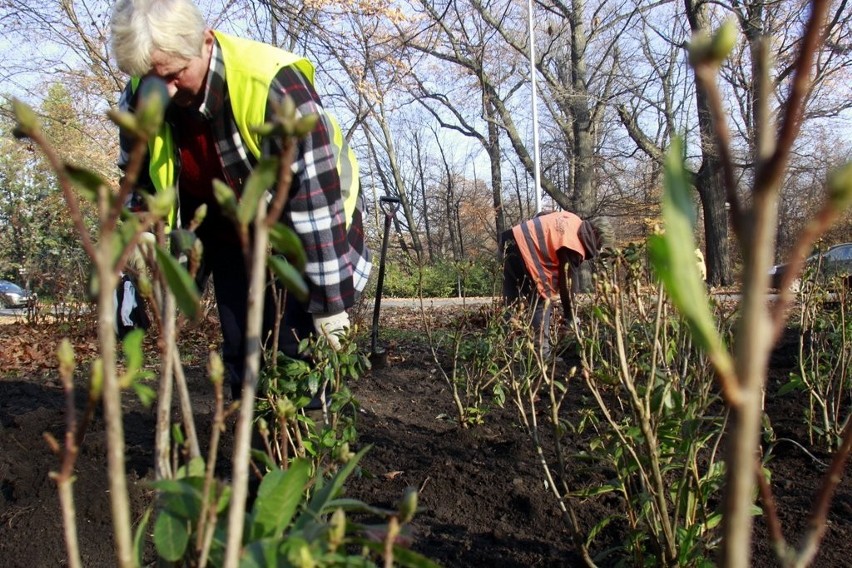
[512,211,587,299]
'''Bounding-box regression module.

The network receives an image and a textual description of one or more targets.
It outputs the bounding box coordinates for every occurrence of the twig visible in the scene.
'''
[765,438,830,470]
[49,343,83,568]
[796,415,852,566]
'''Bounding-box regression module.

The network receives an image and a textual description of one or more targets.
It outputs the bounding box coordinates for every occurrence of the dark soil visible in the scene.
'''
[0,305,850,567]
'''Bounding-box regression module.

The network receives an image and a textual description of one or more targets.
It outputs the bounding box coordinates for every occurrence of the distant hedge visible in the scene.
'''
[373,257,500,298]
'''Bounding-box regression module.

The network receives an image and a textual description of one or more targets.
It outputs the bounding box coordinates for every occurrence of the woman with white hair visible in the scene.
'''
[111,0,371,401]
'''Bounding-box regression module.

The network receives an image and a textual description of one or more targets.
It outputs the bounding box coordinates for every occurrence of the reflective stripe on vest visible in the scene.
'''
[134,31,360,228]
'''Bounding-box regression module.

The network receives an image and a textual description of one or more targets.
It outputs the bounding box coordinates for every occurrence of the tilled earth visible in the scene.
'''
[0,304,850,567]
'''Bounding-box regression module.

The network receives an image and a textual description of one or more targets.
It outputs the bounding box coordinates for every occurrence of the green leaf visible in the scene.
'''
[213,179,238,219]
[238,158,279,227]
[122,329,145,371]
[649,138,733,378]
[132,382,156,407]
[572,484,618,498]
[106,108,139,134]
[250,460,310,540]
[269,223,307,271]
[153,510,189,562]
[149,479,203,518]
[704,512,723,530]
[294,447,369,531]
[169,229,197,256]
[144,185,176,220]
[268,256,309,303]
[136,78,168,137]
[778,376,804,396]
[176,456,206,479]
[11,98,41,138]
[359,541,444,568]
[586,515,614,547]
[241,539,281,568]
[133,508,152,567]
[155,244,200,319]
[65,164,105,201]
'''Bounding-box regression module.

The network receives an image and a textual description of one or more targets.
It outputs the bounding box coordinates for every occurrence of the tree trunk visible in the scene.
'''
[568,0,597,291]
[485,97,506,244]
[686,0,732,287]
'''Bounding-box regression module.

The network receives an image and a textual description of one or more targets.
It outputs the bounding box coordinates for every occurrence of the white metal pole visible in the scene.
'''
[527,0,542,215]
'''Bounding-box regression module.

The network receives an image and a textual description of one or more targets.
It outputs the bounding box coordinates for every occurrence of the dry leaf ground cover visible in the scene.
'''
[0,303,850,566]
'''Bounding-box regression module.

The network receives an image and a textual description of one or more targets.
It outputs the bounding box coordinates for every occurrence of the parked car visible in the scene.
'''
[769,243,852,290]
[0,279,37,308]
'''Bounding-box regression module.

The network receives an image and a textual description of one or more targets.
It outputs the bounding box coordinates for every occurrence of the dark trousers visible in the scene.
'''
[501,230,553,358]
[201,238,314,399]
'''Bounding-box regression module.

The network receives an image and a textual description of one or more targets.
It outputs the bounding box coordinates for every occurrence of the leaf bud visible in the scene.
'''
[333,441,354,464]
[687,30,713,67]
[91,359,104,399]
[12,98,41,139]
[279,96,297,121]
[106,109,140,134]
[289,542,316,568]
[293,115,319,137]
[213,179,238,217]
[192,203,208,226]
[827,162,852,210]
[144,186,176,220]
[136,274,153,298]
[57,339,76,377]
[689,19,738,68]
[208,351,224,385]
[276,397,296,420]
[710,19,738,62]
[328,508,346,550]
[250,122,278,137]
[398,487,418,524]
[136,78,168,137]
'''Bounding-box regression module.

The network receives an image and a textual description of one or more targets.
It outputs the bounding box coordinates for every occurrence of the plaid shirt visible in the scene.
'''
[120,36,371,315]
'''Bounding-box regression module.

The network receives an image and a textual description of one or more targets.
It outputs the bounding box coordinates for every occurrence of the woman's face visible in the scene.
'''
[148,30,214,107]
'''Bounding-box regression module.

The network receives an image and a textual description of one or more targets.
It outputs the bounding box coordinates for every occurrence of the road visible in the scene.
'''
[375,296,494,308]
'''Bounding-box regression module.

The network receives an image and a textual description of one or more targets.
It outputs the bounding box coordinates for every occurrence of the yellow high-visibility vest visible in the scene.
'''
[134,31,360,228]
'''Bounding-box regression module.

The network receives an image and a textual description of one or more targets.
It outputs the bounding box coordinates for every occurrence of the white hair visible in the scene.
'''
[110,0,207,76]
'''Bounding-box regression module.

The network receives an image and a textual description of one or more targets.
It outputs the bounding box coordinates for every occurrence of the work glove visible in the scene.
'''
[312,310,350,351]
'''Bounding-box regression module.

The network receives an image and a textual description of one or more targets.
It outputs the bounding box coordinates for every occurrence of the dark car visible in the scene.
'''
[0,279,37,308]
[769,243,852,290]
